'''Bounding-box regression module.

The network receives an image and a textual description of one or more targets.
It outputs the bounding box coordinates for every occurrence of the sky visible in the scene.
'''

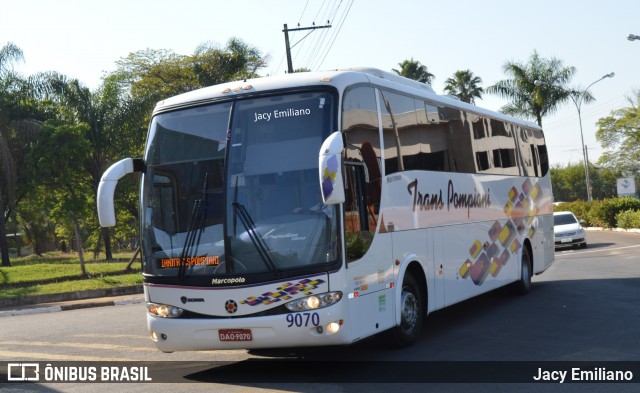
[2,0,639,166]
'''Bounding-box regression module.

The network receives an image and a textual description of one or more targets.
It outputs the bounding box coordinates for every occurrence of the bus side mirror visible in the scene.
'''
[97,158,144,227]
[319,131,345,205]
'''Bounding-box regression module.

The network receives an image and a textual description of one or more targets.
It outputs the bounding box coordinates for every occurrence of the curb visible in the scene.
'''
[0,285,143,308]
[0,297,145,317]
[585,227,640,233]
[0,286,144,318]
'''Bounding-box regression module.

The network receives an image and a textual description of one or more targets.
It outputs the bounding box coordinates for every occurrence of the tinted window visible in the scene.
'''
[438,107,476,173]
[378,90,419,174]
[343,86,383,261]
[359,90,548,178]
[554,214,578,226]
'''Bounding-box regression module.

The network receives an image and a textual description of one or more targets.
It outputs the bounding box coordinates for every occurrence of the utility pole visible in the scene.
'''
[585,146,593,200]
[283,23,331,73]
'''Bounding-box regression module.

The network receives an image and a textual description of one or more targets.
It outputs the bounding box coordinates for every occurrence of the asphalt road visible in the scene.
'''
[1,230,639,392]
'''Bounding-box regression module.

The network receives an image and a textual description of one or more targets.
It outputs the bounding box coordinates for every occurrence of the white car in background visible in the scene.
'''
[553,211,587,249]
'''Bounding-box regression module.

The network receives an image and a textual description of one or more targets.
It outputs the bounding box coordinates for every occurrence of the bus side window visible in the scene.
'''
[530,128,549,177]
[378,91,419,174]
[437,107,476,174]
[415,101,448,171]
[490,119,518,175]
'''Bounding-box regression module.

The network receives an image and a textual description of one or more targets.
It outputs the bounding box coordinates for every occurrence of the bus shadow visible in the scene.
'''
[183,276,640,387]
[412,276,640,360]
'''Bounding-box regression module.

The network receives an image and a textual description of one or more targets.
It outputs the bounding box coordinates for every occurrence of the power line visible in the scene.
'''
[543,96,627,130]
[297,0,310,25]
[303,0,342,69]
[312,0,328,23]
[291,0,315,66]
[297,0,337,69]
[315,0,353,69]
[313,0,354,70]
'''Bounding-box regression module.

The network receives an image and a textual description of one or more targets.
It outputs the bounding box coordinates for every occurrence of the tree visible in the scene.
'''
[551,163,589,202]
[487,50,576,126]
[112,37,268,111]
[191,38,268,85]
[94,38,269,257]
[0,38,272,266]
[444,69,483,104]
[112,48,196,114]
[16,187,54,255]
[47,73,150,260]
[551,163,619,202]
[2,47,92,261]
[596,89,640,176]
[0,42,26,267]
[392,58,434,84]
[590,165,620,200]
[24,121,92,262]
[0,43,54,266]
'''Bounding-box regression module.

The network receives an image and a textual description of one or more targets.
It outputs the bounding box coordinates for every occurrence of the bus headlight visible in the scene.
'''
[284,292,342,312]
[147,302,184,318]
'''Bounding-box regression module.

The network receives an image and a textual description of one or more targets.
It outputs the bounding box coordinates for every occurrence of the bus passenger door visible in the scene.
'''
[344,162,395,340]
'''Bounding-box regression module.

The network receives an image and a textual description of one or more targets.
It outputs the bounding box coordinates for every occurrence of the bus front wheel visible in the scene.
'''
[387,274,423,347]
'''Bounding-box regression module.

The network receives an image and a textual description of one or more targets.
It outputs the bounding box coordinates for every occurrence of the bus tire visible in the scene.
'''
[387,274,423,348]
[511,245,532,295]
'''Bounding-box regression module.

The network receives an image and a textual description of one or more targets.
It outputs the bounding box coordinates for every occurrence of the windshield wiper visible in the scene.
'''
[232,178,279,275]
[178,174,208,281]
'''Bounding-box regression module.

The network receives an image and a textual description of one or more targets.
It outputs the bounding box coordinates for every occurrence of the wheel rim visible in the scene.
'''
[400,288,419,334]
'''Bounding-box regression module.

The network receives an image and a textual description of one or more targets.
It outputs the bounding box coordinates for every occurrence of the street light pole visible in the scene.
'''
[569,72,615,201]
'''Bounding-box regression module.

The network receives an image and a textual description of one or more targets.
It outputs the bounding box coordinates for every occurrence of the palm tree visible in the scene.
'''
[47,74,147,261]
[0,42,28,266]
[1,44,70,266]
[487,50,576,126]
[191,37,268,87]
[444,70,484,104]
[392,58,434,85]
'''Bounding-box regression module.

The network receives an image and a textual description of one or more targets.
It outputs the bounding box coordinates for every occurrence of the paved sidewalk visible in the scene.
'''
[0,294,144,317]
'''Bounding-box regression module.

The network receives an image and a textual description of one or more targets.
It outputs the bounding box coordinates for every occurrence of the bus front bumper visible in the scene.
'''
[147,305,351,352]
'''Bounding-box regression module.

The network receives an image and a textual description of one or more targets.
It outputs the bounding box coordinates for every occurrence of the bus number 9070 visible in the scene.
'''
[286,312,320,328]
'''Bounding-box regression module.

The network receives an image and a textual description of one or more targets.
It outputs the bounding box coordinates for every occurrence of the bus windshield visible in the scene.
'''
[141,91,339,282]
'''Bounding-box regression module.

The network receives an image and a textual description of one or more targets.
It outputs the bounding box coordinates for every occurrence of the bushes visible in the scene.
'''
[592,197,640,228]
[616,210,640,229]
[553,197,640,229]
[553,201,594,225]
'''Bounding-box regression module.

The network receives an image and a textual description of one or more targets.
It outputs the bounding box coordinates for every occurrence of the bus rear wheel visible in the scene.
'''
[511,246,532,295]
[387,274,423,348]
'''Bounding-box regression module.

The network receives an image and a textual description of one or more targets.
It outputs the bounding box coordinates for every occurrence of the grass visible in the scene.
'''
[0,251,143,299]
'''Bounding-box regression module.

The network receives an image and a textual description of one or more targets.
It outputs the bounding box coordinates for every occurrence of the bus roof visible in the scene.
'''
[153,67,541,131]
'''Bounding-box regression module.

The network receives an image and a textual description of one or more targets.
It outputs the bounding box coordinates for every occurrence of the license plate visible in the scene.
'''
[219,329,253,342]
[561,238,572,243]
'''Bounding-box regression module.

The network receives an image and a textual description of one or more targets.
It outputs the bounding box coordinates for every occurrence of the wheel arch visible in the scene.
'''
[394,258,428,326]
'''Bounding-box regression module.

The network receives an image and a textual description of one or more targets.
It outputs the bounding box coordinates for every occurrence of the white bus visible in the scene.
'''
[97,68,554,352]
